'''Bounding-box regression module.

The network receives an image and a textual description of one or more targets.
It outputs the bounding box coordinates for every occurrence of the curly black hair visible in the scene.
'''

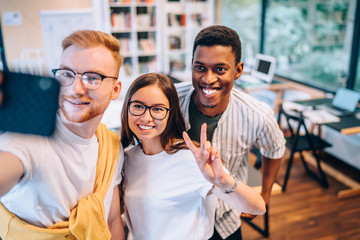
[192,25,242,65]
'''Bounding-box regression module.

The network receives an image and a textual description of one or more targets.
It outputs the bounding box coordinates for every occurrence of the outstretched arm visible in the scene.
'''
[183,123,266,215]
[0,151,24,196]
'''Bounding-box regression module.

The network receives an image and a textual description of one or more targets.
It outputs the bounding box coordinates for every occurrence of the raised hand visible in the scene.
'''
[183,124,266,214]
[182,123,225,187]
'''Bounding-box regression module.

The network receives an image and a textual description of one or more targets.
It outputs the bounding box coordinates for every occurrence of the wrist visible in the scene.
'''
[222,175,238,194]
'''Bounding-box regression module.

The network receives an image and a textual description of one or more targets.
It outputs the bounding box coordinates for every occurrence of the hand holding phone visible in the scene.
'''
[0,71,60,136]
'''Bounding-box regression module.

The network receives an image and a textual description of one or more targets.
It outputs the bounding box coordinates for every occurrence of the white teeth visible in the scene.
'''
[139,125,153,130]
[202,88,217,95]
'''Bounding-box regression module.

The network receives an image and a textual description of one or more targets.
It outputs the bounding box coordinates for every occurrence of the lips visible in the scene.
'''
[138,124,154,130]
[201,87,221,96]
[65,98,90,105]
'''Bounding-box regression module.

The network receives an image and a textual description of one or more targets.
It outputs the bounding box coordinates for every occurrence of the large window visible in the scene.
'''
[220,0,261,70]
[264,0,356,92]
[356,43,360,91]
[220,0,359,93]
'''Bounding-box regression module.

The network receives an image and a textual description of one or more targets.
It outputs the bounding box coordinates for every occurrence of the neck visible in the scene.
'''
[59,111,102,139]
[141,139,164,155]
[193,93,229,117]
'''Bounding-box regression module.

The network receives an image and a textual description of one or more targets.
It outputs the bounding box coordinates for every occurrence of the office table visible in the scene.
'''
[294,98,360,199]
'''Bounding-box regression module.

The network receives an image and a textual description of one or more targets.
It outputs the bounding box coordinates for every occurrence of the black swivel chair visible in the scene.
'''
[278,104,331,191]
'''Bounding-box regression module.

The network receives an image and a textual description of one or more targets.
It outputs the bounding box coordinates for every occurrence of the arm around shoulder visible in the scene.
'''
[0,151,24,196]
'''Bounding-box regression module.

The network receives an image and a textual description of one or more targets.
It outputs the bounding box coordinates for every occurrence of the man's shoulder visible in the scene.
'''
[175,82,193,96]
[229,89,274,117]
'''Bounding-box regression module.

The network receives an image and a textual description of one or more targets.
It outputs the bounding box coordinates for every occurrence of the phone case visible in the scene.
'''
[0,71,60,136]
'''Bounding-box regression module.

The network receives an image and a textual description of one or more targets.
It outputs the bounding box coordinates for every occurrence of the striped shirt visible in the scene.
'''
[176,82,285,239]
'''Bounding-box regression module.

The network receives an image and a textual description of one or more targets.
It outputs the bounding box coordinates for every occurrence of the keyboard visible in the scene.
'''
[316,104,351,117]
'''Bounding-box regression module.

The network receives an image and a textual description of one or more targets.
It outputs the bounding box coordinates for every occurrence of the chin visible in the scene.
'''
[61,109,90,123]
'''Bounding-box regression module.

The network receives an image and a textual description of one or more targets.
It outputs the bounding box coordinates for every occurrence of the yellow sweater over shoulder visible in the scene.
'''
[0,123,120,240]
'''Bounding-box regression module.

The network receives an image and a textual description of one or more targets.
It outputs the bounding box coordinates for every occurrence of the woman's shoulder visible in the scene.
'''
[124,145,141,158]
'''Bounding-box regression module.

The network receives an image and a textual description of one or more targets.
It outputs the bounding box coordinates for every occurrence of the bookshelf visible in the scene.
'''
[105,0,214,91]
[162,0,214,81]
[109,0,161,90]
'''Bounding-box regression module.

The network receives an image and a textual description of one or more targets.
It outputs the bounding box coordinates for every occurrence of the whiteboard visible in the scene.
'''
[39,9,95,75]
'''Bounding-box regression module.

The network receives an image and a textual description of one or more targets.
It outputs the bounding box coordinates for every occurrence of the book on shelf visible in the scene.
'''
[168,35,183,50]
[111,12,132,30]
[190,14,202,26]
[169,54,186,72]
[168,13,186,27]
[136,0,155,3]
[139,57,157,73]
[136,6,156,28]
[118,38,131,55]
[110,0,131,3]
[122,62,132,77]
[139,38,156,52]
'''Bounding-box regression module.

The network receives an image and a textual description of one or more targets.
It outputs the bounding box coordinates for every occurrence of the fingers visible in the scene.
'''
[182,131,197,153]
[210,147,223,174]
[200,123,208,155]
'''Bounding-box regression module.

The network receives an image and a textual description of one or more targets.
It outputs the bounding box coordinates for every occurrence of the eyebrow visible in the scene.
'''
[58,65,108,75]
[193,61,229,67]
[130,100,168,107]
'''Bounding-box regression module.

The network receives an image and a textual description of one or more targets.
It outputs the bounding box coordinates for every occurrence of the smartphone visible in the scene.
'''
[0,71,60,136]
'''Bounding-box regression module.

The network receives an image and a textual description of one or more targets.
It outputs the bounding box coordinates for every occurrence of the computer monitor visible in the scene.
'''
[251,53,277,83]
[332,88,360,112]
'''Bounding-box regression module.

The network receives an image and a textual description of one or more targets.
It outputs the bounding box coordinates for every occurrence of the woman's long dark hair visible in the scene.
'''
[121,73,189,153]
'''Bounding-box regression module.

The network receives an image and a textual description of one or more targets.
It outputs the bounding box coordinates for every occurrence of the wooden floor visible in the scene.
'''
[242,153,360,240]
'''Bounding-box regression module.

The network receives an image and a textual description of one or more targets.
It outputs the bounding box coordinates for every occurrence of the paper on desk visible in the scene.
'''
[302,110,340,124]
[282,101,313,112]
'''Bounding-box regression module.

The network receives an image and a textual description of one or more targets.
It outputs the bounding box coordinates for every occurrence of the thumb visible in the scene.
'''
[211,148,223,173]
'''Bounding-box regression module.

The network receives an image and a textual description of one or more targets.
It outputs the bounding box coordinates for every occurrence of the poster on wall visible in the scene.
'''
[39,9,95,75]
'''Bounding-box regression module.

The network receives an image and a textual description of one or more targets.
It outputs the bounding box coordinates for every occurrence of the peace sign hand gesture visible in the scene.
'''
[183,123,266,215]
[182,123,228,189]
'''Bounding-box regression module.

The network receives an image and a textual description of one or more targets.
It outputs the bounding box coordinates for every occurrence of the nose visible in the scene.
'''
[141,107,153,120]
[71,75,86,94]
[202,70,217,85]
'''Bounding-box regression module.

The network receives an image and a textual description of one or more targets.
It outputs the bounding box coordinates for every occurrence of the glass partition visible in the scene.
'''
[356,39,360,91]
[264,0,356,92]
[220,0,261,71]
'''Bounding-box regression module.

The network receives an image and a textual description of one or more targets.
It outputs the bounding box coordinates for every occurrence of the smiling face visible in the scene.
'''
[128,85,170,154]
[192,45,243,117]
[58,45,121,123]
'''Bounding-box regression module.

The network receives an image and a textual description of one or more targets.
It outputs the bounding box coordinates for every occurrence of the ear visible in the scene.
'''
[111,80,122,100]
[235,62,244,80]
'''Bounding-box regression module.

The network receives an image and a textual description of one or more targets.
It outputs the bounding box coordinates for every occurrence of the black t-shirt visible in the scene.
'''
[187,96,222,142]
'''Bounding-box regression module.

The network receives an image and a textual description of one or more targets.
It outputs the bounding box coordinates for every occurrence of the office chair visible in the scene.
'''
[278,104,331,191]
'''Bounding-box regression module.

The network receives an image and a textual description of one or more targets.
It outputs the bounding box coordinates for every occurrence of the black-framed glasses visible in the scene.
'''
[52,68,118,90]
[128,101,170,120]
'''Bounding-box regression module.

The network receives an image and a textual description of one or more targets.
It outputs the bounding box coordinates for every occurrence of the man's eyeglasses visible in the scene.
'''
[128,101,170,120]
[52,68,118,90]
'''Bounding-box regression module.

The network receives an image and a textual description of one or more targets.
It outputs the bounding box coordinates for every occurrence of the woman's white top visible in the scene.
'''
[123,146,216,240]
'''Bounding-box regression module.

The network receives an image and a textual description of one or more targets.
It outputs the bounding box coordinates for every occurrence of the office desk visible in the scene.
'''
[296,98,360,135]
[294,98,360,199]
[235,79,291,113]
